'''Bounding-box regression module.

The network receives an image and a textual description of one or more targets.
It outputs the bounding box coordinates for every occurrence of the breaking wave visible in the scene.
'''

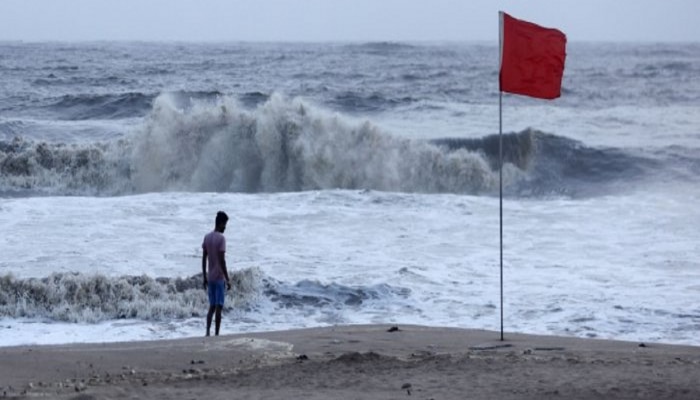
[432,131,665,197]
[0,269,409,323]
[130,93,500,194]
[0,93,680,197]
[0,136,132,196]
[0,93,500,196]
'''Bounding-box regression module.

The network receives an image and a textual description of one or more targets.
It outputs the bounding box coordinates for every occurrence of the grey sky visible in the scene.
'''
[1,0,698,42]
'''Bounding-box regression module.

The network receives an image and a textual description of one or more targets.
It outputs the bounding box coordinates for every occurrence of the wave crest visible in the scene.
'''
[1,93,667,197]
[0,269,409,324]
[0,269,264,323]
[130,93,499,194]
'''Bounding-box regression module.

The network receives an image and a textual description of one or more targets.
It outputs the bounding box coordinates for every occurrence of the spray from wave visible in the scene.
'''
[130,93,499,193]
[0,135,132,196]
[0,93,502,195]
[0,92,670,197]
[0,269,259,323]
[0,269,409,323]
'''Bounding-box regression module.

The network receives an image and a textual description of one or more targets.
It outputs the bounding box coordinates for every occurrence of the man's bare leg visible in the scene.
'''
[206,305,216,337]
[214,306,223,336]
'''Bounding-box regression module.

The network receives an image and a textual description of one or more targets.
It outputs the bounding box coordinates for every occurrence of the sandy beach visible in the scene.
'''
[1,324,699,399]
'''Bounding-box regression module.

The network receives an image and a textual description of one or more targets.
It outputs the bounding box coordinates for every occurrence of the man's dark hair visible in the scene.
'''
[215,211,229,226]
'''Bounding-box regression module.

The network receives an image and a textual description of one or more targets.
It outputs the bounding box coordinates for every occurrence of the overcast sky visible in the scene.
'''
[1,0,698,43]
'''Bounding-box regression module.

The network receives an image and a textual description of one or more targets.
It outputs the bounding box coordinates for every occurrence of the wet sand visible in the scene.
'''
[1,324,699,399]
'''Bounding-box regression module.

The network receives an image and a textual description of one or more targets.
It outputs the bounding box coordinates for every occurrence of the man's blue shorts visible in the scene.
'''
[207,280,226,307]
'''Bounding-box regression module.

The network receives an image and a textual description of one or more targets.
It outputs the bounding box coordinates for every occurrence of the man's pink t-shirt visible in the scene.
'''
[202,231,226,282]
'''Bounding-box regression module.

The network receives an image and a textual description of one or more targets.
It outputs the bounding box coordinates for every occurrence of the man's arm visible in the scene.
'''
[202,248,208,289]
[219,251,231,290]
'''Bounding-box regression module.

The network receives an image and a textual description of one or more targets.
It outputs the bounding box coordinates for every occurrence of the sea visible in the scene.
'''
[1,41,699,347]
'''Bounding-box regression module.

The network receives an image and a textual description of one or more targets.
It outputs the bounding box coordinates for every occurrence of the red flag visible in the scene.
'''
[499,12,567,99]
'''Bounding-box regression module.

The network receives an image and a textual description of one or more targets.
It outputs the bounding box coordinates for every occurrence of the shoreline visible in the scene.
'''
[2,324,700,399]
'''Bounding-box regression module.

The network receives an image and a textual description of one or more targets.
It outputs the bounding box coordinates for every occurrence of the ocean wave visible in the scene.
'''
[238,91,270,108]
[330,91,417,113]
[0,119,27,137]
[346,42,418,54]
[133,93,501,193]
[265,279,411,308]
[36,90,227,121]
[45,92,155,120]
[0,270,408,323]
[432,130,663,197]
[0,94,500,195]
[0,269,262,323]
[0,136,132,195]
[0,93,682,197]
[32,74,137,89]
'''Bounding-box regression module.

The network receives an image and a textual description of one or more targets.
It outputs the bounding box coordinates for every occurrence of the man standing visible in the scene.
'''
[202,211,232,336]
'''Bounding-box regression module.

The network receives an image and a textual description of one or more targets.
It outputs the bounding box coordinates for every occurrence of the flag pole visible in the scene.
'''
[499,91,504,342]
[498,11,505,342]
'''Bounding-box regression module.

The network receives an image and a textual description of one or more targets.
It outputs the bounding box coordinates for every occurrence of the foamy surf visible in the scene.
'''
[1,93,685,198]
